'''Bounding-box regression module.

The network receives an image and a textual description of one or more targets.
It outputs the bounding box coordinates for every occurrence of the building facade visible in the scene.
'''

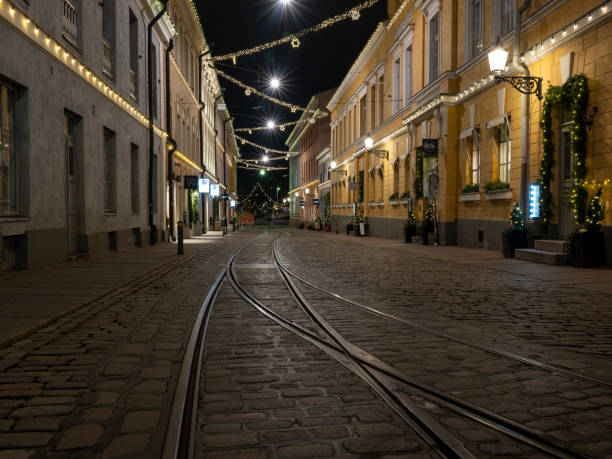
[287,89,334,227]
[0,0,172,270]
[328,0,612,263]
[0,0,238,272]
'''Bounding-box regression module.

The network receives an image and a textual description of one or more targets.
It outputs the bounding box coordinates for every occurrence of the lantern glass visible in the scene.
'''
[364,137,374,149]
[488,47,508,73]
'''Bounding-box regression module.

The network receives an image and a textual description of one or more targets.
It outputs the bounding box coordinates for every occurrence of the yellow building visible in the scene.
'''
[329,0,612,263]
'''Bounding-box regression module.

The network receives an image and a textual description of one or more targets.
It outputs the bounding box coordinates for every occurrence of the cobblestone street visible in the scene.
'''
[0,228,611,458]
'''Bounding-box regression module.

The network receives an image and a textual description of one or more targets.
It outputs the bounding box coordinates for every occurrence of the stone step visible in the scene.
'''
[515,248,566,266]
[534,239,568,253]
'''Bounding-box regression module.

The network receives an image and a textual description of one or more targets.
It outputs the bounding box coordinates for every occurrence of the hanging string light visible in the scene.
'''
[233,114,325,133]
[235,134,296,156]
[215,68,324,115]
[212,0,380,62]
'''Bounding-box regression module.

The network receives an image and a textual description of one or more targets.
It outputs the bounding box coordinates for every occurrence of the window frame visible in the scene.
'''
[0,81,18,215]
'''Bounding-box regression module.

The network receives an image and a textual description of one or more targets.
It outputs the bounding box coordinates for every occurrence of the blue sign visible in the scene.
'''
[211,184,220,197]
[312,199,320,205]
[199,178,210,193]
[299,201,305,207]
[529,183,540,219]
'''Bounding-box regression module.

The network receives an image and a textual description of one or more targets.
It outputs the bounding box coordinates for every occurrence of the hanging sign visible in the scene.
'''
[183,176,198,189]
[211,184,220,197]
[422,139,438,156]
[199,178,210,193]
[529,184,540,219]
[313,199,320,205]
[222,193,229,200]
[299,201,305,207]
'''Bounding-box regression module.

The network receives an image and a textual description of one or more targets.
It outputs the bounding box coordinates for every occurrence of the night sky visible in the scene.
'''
[197,0,388,200]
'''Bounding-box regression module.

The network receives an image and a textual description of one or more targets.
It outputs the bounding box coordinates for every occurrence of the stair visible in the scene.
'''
[515,239,568,265]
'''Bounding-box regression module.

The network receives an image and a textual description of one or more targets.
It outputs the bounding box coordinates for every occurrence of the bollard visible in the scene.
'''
[177,221,184,255]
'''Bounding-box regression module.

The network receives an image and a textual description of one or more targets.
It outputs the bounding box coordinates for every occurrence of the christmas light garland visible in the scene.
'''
[235,134,295,157]
[234,114,326,134]
[212,0,380,63]
[215,68,321,114]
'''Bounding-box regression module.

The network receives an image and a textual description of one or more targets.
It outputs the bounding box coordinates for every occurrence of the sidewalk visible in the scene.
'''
[310,229,612,295]
[0,233,230,349]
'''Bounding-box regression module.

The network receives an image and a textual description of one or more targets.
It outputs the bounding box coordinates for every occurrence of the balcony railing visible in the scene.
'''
[129,69,137,100]
[62,0,79,46]
[102,40,113,78]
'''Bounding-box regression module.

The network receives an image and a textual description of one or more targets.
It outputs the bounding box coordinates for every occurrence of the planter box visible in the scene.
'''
[502,229,527,258]
[459,192,481,202]
[486,189,512,201]
[569,231,606,268]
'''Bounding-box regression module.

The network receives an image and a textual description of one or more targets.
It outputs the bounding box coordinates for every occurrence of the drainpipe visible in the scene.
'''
[165,39,175,240]
[147,0,169,246]
[514,0,531,215]
[223,116,233,234]
[198,50,211,233]
[213,91,224,227]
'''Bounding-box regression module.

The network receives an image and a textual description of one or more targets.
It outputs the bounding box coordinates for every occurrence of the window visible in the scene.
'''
[392,58,400,115]
[498,122,511,183]
[378,75,384,125]
[152,44,158,120]
[429,13,440,82]
[63,0,82,48]
[369,84,376,131]
[0,82,17,214]
[467,0,483,59]
[103,128,116,213]
[393,143,400,195]
[360,96,366,137]
[102,0,115,78]
[423,156,438,198]
[501,0,514,36]
[129,10,138,101]
[465,131,480,185]
[130,143,139,213]
[405,46,413,105]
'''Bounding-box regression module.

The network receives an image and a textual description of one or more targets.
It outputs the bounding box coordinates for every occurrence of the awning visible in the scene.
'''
[459,127,474,140]
[486,115,505,129]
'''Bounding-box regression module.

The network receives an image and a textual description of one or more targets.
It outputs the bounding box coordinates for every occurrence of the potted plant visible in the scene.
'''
[404,209,417,243]
[389,192,399,202]
[502,202,527,258]
[346,215,355,235]
[190,191,202,236]
[461,183,480,194]
[420,204,435,245]
[568,186,607,267]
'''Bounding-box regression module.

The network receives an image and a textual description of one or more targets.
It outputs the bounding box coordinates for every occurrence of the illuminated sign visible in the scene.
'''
[230,199,236,208]
[299,201,305,207]
[529,184,540,219]
[199,179,210,193]
[222,193,229,200]
[211,184,220,197]
[183,176,198,189]
[312,199,320,205]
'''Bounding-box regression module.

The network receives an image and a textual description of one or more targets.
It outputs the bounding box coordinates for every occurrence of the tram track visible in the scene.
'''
[165,230,596,458]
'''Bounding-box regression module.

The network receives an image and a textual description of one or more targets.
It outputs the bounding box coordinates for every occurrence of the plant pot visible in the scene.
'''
[346,224,353,235]
[502,229,527,258]
[569,231,606,267]
[404,225,416,243]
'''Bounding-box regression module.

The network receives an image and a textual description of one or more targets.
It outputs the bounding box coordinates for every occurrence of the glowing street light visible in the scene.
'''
[259,169,266,176]
[270,78,280,89]
[266,120,275,129]
[364,137,374,149]
[280,0,292,4]
[330,160,337,169]
[262,155,269,162]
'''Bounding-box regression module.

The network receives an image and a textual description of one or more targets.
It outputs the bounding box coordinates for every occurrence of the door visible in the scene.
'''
[558,127,574,238]
[64,114,78,254]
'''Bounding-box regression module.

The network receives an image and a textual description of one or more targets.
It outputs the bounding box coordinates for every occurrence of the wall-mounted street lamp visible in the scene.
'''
[329,161,347,175]
[488,43,542,100]
[364,137,389,159]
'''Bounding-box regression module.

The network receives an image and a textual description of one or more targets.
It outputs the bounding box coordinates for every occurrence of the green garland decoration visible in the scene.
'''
[537,74,589,228]
[415,147,424,199]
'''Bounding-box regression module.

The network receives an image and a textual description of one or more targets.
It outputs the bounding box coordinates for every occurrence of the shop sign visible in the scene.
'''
[529,184,540,219]
[222,193,229,200]
[230,199,236,208]
[312,199,320,205]
[199,178,210,193]
[211,184,220,197]
[184,175,198,189]
[299,201,305,207]
[422,139,438,156]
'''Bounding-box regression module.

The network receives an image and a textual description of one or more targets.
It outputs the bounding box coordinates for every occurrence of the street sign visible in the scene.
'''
[211,184,220,197]
[312,199,320,205]
[299,201,305,207]
[183,175,198,189]
[222,193,229,200]
[422,138,438,156]
[199,178,210,193]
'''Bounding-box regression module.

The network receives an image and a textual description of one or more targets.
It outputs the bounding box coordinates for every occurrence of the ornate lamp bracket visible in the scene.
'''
[494,75,543,100]
[370,150,389,159]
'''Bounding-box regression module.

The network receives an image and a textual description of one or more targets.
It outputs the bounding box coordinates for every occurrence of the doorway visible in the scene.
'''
[558,126,575,238]
[64,111,81,254]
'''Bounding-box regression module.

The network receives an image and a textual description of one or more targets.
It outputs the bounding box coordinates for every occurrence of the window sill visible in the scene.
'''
[485,189,512,201]
[400,198,411,204]
[368,201,384,207]
[389,200,401,205]
[105,212,117,216]
[0,216,29,223]
[459,192,481,202]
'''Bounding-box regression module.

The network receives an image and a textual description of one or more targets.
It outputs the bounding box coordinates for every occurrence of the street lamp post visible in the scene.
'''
[364,137,389,159]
